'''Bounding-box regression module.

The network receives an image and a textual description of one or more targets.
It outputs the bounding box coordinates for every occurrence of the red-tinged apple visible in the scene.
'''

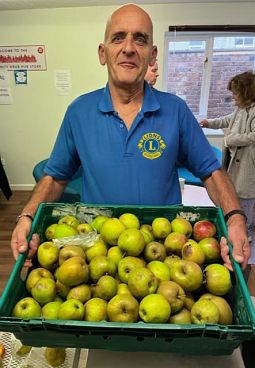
[42,300,62,319]
[117,228,145,256]
[37,242,60,270]
[144,241,166,262]
[12,297,42,319]
[53,223,78,238]
[157,280,185,313]
[169,259,203,292]
[100,218,126,245]
[107,293,139,322]
[169,307,191,324]
[31,277,56,305]
[199,293,233,325]
[91,215,109,233]
[26,267,54,293]
[67,283,91,303]
[147,260,171,281]
[84,297,108,322]
[181,239,205,265]
[91,275,118,301]
[58,298,85,320]
[119,213,140,229]
[58,215,80,229]
[191,299,219,324]
[128,267,158,298]
[55,256,89,286]
[204,264,232,296]
[198,237,221,263]
[193,220,216,241]
[171,218,192,238]
[117,256,145,283]
[152,217,171,239]
[58,245,85,265]
[89,255,117,282]
[139,294,171,323]
[164,232,187,256]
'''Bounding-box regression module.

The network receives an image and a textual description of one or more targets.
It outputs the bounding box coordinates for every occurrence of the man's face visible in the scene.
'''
[99,6,157,89]
[145,62,159,86]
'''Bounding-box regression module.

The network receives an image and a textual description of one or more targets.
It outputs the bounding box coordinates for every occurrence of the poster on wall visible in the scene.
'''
[0,69,12,104]
[0,45,47,71]
[14,70,28,85]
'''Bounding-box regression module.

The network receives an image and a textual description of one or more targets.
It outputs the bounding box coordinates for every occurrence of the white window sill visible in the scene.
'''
[202,128,224,137]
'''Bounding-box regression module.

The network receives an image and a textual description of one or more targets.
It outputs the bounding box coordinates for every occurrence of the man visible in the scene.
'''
[145,59,159,86]
[11,4,249,272]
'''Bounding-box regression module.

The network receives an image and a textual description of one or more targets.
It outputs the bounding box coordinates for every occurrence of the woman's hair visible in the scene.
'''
[227,70,255,108]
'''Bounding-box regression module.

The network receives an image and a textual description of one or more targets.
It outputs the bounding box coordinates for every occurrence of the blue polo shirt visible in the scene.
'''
[44,82,221,205]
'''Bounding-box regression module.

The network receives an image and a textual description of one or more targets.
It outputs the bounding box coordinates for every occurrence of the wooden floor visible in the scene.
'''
[0,190,32,295]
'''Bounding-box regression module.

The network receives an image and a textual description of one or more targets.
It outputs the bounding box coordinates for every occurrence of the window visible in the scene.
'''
[164,30,255,119]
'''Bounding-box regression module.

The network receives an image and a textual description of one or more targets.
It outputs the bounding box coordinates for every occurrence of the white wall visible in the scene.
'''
[0,2,254,189]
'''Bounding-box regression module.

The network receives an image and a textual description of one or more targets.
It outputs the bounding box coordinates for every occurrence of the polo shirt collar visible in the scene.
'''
[98,82,160,114]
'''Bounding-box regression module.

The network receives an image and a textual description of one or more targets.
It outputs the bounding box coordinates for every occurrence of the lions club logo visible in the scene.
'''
[138,132,166,160]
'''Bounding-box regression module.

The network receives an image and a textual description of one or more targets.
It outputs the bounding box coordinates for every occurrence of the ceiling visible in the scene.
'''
[0,0,250,11]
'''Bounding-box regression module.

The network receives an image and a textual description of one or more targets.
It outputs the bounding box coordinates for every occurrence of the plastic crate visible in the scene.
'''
[0,203,255,356]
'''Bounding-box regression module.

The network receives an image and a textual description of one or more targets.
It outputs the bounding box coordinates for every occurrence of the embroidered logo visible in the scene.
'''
[138,132,166,160]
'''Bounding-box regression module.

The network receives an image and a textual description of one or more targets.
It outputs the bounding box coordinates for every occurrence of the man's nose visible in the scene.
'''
[122,37,135,54]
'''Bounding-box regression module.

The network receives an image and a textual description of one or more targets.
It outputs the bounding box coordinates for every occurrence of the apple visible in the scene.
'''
[198,237,221,263]
[117,256,145,283]
[77,223,94,235]
[58,298,85,320]
[191,299,220,324]
[199,293,233,325]
[100,218,126,245]
[169,307,191,324]
[169,259,203,292]
[42,300,62,319]
[181,239,205,266]
[204,264,232,296]
[164,255,181,269]
[58,215,80,229]
[183,291,195,311]
[53,223,78,238]
[151,217,171,239]
[37,242,60,270]
[144,241,166,262]
[67,283,91,303]
[45,223,58,240]
[84,297,108,322]
[85,239,108,263]
[55,256,89,286]
[140,224,155,245]
[171,217,193,237]
[157,280,185,313]
[55,280,70,298]
[117,228,145,256]
[117,283,132,295]
[12,297,42,319]
[147,260,171,281]
[44,347,66,367]
[31,277,56,305]
[89,255,117,282]
[91,275,118,301]
[119,213,140,229]
[193,220,216,241]
[91,215,109,233]
[139,294,171,323]
[164,232,187,256]
[107,246,123,265]
[127,267,158,298]
[107,293,139,323]
[58,244,85,265]
[26,267,54,293]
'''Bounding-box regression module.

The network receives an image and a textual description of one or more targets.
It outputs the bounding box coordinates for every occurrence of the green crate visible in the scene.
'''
[0,203,255,355]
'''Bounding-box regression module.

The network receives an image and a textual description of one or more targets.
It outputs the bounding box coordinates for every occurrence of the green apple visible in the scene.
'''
[26,267,54,293]
[151,217,171,239]
[171,218,192,238]
[119,213,140,229]
[107,246,123,265]
[117,256,145,283]
[139,294,171,323]
[59,245,85,265]
[89,255,117,282]
[191,299,220,324]
[128,267,158,298]
[58,298,85,320]
[107,294,139,322]
[37,242,60,270]
[144,241,166,262]
[169,259,203,292]
[55,280,70,298]
[147,260,171,281]
[45,223,58,240]
[157,280,185,313]
[31,277,56,305]
[91,215,109,233]
[193,220,216,241]
[44,347,66,367]
[53,224,78,239]
[198,237,221,263]
[91,275,118,301]
[12,297,41,319]
[117,228,145,256]
[181,239,205,266]
[100,218,126,245]
[86,239,108,263]
[117,283,132,295]
[183,291,195,311]
[77,223,94,235]
[67,284,91,303]
[140,226,155,245]
[169,307,191,324]
[42,300,62,319]
[164,255,181,269]
[58,215,80,229]
[199,293,233,325]
[84,297,108,321]
[164,232,187,256]
[204,264,232,296]
[55,256,89,286]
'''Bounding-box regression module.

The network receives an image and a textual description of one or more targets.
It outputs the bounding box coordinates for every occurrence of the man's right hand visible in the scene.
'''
[200,119,209,127]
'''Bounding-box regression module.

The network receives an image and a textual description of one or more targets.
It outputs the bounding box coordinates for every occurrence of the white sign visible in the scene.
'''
[0,69,12,104]
[0,45,47,71]
[54,70,72,95]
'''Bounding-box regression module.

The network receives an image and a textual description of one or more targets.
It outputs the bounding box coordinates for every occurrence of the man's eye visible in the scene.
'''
[136,37,146,44]
[112,35,124,43]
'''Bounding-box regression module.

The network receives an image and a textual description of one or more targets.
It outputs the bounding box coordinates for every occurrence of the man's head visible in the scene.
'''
[145,60,159,86]
[98,4,157,90]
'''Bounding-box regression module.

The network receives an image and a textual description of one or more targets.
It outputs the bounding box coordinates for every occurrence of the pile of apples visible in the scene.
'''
[12,212,233,326]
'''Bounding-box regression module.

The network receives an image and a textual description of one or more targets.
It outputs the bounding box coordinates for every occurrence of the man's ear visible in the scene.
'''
[98,43,106,66]
[149,45,158,66]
